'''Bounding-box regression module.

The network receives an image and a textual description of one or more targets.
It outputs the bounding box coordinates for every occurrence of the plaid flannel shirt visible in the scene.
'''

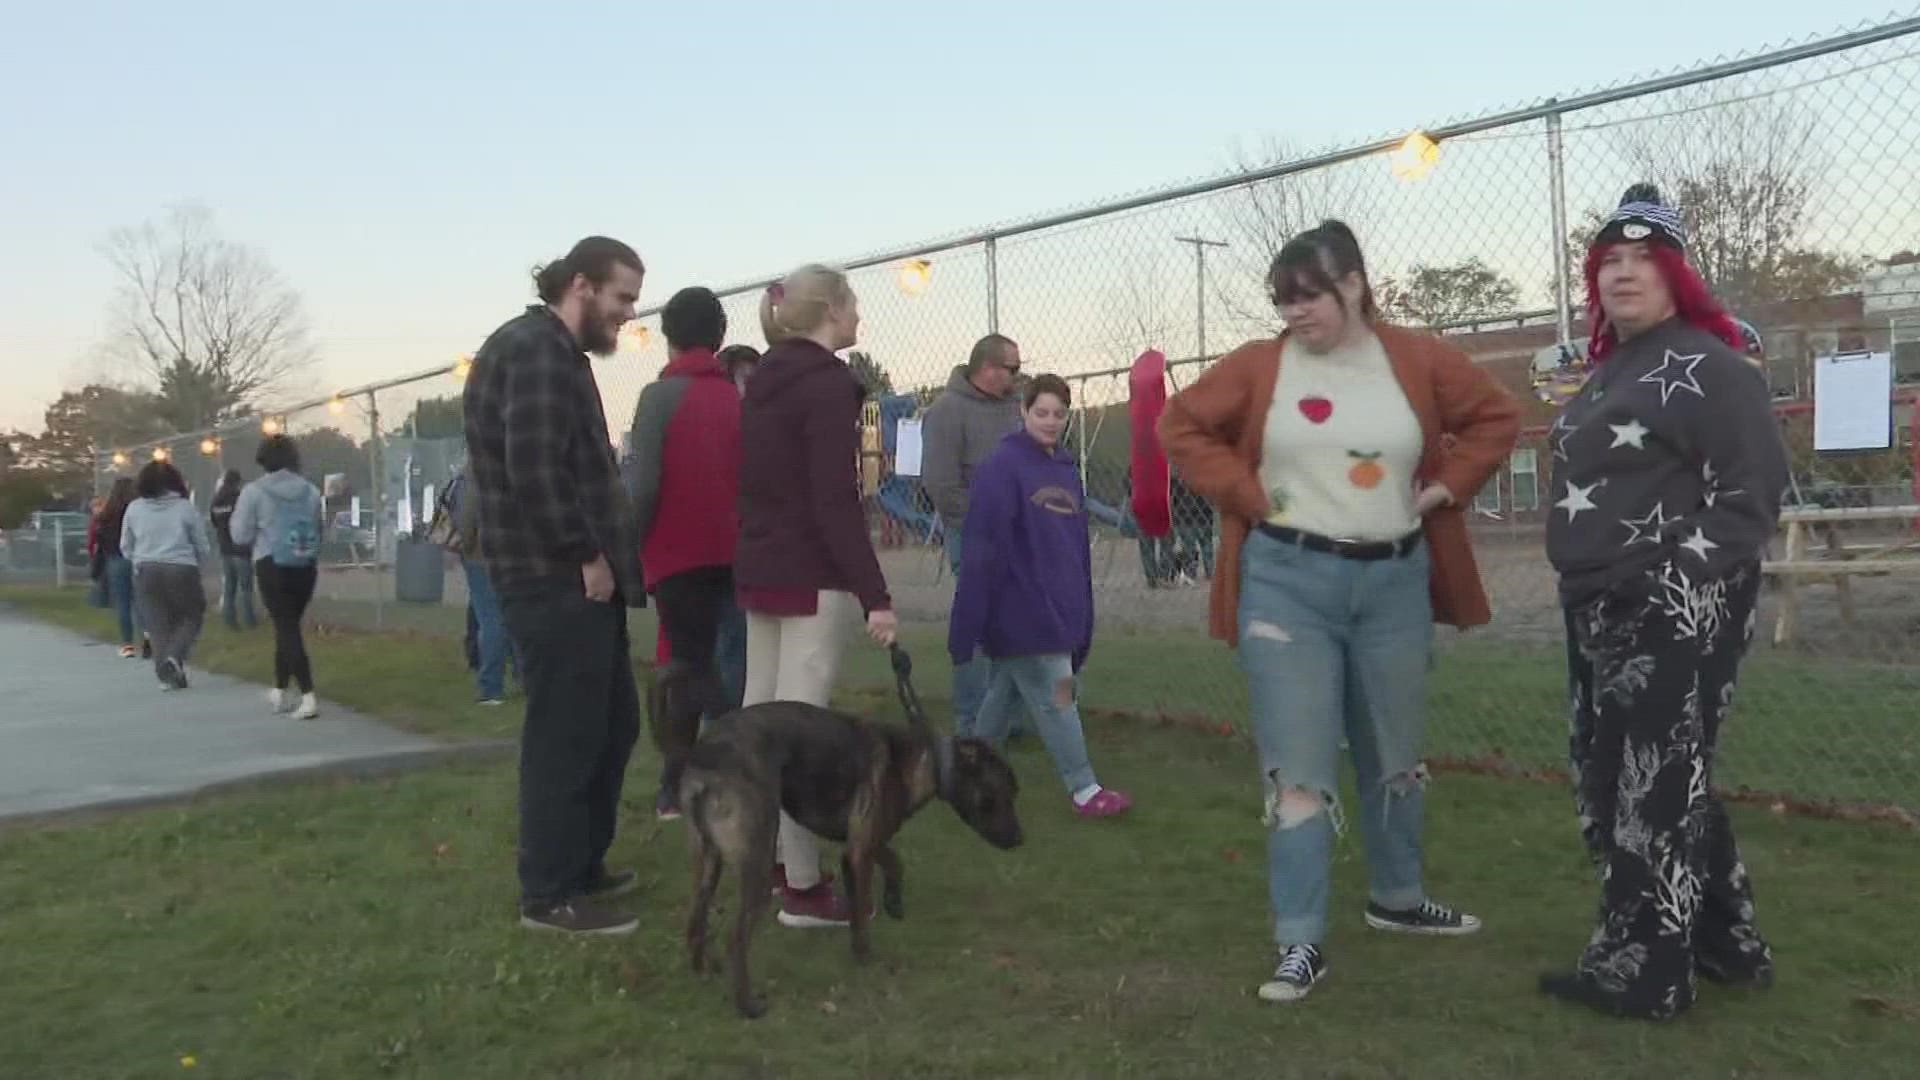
[461,306,643,603]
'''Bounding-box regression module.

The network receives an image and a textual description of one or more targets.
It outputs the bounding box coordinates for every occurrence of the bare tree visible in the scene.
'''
[1568,101,1872,315]
[1215,137,1375,335]
[101,205,314,432]
[1102,253,1177,361]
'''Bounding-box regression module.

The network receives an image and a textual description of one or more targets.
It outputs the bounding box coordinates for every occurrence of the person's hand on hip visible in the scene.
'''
[582,554,615,602]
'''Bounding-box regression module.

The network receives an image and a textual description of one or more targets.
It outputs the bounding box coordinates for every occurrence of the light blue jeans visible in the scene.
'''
[946,530,1026,737]
[969,653,1098,794]
[1237,528,1435,947]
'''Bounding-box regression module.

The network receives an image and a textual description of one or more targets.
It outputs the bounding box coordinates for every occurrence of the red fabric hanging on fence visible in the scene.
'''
[1128,349,1172,538]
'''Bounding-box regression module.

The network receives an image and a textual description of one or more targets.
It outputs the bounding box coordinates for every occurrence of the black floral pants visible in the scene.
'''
[1563,558,1774,1019]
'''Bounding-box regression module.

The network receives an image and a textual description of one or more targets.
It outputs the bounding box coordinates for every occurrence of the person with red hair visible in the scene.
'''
[1541,184,1789,1020]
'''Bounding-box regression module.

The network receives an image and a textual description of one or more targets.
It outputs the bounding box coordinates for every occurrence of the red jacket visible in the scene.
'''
[734,339,891,613]
[626,349,742,590]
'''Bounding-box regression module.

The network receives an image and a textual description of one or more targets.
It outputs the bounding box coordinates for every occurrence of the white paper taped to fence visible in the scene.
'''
[895,418,924,477]
[1814,351,1893,451]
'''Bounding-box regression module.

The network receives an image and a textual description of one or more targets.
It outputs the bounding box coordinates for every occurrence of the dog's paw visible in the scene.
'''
[736,994,769,1020]
[882,891,905,920]
[688,949,709,975]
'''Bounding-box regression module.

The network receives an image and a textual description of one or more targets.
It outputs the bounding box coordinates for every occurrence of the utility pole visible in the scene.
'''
[1174,235,1229,361]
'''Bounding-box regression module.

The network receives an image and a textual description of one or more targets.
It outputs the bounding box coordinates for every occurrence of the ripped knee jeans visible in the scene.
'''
[1237,528,1435,947]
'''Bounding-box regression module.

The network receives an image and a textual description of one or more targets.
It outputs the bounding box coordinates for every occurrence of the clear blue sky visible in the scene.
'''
[0,1,1908,434]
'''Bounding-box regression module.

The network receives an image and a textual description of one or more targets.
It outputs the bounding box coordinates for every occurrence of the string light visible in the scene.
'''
[1389,130,1440,181]
[199,437,219,456]
[897,258,933,296]
[621,324,651,350]
[328,396,347,416]
[452,355,473,381]
[151,447,170,462]
[261,417,282,436]
[111,451,128,467]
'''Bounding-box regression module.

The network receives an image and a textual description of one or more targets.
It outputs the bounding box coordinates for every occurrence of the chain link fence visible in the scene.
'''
[76,16,1920,814]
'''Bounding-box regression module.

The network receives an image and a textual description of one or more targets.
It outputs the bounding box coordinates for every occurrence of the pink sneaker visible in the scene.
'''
[769,864,835,898]
[1075,788,1134,819]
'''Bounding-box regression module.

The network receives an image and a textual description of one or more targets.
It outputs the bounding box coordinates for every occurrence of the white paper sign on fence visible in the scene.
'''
[895,418,924,477]
[1813,351,1893,451]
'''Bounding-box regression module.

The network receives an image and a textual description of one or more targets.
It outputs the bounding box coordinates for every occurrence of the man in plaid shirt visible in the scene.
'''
[463,235,648,936]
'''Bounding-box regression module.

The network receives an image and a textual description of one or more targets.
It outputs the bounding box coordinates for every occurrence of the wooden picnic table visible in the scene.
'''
[1763,505,1920,646]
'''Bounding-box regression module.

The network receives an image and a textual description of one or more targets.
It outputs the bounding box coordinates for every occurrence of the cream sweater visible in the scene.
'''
[1259,331,1423,541]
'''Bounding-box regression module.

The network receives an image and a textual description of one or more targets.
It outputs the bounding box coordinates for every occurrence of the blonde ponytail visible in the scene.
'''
[760,263,853,346]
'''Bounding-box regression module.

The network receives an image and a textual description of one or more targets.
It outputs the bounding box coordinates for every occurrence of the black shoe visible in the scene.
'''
[578,868,641,901]
[1697,954,1775,990]
[1365,899,1483,937]
[518,899,638,936]
[1538,970,1690,1021]
[140,638,152,660]
[1258,944,1328,1003]
[160,659,189,690]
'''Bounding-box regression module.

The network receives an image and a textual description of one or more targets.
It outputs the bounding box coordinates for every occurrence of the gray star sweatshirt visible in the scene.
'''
[1545,318,1789,604]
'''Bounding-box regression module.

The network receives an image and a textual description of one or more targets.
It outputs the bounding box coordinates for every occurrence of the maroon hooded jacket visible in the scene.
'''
[734,338,891,614]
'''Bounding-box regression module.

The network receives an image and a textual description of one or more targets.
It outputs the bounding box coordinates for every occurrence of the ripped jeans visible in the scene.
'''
[1237,528,1434,947]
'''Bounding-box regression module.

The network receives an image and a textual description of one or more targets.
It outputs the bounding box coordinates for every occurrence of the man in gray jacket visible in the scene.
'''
[921,333,1025,735]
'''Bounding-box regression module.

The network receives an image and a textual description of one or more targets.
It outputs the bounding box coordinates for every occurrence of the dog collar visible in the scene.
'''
[933,735,957,801]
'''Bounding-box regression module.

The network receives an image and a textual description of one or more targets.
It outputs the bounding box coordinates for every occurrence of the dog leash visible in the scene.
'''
[889,644,931,730]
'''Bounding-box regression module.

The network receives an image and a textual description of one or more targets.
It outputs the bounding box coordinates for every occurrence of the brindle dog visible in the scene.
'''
[675,646,1023,1018]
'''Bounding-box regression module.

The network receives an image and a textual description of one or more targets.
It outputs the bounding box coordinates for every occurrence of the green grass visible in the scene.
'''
[2,586,1919,1078]
[11,582,1918,809]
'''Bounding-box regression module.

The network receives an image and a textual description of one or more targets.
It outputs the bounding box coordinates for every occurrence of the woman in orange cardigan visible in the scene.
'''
[1160,221,1521,1004]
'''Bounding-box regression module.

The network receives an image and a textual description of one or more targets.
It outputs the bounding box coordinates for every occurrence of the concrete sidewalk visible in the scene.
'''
[0,608,446,821]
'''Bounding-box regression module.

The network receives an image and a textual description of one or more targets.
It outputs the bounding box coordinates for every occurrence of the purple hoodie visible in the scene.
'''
[947,430,1094,670]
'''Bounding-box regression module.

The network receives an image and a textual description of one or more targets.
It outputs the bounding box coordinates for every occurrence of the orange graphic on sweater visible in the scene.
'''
[1346,450,1385,490]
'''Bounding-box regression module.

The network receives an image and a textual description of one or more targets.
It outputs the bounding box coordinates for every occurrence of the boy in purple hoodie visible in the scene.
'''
[948,374,1133,819]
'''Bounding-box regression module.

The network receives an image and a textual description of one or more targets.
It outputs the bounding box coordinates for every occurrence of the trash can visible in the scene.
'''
[394,539,447,604]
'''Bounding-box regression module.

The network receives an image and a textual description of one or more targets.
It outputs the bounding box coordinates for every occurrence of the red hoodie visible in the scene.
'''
[626,348,741,591]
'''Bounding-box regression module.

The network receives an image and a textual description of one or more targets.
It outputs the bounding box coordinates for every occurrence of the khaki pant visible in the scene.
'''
[742,590,860,890]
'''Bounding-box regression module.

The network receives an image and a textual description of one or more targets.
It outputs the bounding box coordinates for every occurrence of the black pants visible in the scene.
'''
[255,559,317,693]
[652,565,736,797]
[500,579,641,907]
[1563,558,1772,1019]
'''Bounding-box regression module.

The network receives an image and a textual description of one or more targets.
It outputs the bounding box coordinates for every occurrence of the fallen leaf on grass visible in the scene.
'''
[1853,995,1920,1020]
[433,842,451,857]
[990,953,1018,970]
[619,960,643,992]
[819,1000,839,1016]
[1222,848,1242,864]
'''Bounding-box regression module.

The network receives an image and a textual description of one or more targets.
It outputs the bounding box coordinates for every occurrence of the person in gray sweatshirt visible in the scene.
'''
[1539,184,1787,1022]
[120,460,212,690]
[230,435,327,719]
[920,333,1026,735]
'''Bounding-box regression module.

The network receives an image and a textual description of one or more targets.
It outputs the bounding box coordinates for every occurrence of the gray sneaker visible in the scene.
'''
[518,899,638,936]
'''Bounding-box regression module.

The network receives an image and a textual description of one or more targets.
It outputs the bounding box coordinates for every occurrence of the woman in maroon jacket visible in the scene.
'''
[735,262,896,929]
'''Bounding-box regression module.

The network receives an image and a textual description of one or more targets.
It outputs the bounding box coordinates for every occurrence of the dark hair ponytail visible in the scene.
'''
[1267,219,1378,320]
[530,236,646,304]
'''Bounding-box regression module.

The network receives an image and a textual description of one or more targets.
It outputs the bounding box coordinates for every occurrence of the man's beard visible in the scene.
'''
[581,312,619,357]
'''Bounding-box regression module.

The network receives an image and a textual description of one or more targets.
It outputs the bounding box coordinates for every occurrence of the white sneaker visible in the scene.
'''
[268,688,287,713]
[295,692,320,720]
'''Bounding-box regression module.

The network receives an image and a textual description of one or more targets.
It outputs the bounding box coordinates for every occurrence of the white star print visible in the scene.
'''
[1679,528,1720,560]
[1699,459,1745,508]
[1608,419,1651,450]
[1619,502,1669,547]
[1551,416,1579,463]
[1557,479,1604,522]
[1638,350,1706,405]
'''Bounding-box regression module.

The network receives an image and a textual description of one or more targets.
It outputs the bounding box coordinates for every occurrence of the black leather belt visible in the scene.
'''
[1256,522,1423,561]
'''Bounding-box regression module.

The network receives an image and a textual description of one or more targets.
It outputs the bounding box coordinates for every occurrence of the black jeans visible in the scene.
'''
[652,565,736,796]
[499,577,641,907]
[1563,558,1772,1019]
[255,559,317,693]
